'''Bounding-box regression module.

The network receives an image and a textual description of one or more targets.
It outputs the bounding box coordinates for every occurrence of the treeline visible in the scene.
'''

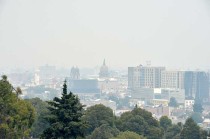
[0,75,208,139]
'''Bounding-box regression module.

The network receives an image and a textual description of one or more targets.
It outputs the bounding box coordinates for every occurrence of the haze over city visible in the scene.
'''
[2,1,210,139]
[0,0,210,70]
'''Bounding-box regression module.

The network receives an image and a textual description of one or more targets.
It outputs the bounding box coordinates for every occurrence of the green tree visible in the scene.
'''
[191,112,203,123]
[165,124,181,139]
[15,86,22,97]
[193,101,203,113]
[27,97,50,138]
[131,107,159,127]
[180,118,200,139]
[159,116,172,131]
[83,104,115,135]
[109,95,132,109]
[160,116,172,139]
[0,75,35,138]
[200,129,208,139]
[146,127,163,139]
[111,131,146,139]
[41,81,86,139]
[169,97,178,107]
[117,112,149,136]
[87,124,119,139]
[116,107,163,139]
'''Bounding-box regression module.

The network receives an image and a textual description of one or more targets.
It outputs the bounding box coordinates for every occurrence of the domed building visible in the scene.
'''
[99,59,109,78]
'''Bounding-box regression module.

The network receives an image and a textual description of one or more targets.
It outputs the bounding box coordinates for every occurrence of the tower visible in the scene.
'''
[99,59,109,78]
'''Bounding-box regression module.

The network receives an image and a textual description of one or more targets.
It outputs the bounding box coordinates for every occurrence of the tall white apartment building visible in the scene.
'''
[128,65,165,89]
[161,71,185,89]
[128,67,140,89]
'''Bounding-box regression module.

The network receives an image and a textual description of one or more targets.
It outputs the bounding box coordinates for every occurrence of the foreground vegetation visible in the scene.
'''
[0,75,35,138]
[0,75,208,139]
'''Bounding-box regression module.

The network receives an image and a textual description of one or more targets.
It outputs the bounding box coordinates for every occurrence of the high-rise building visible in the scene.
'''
[184,71,196,98]
[184,71,209,102]
[161,71,185,89]
[128,67,140,89]
[196,72,209,101]
[128,65,209,102]
[160,70,209,102]
[128,65,165,89]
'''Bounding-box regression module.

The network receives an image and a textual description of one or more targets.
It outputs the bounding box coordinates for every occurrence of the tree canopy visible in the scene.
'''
[193,101,203,113]
[83,104,115,135]
[180,118,201,139]
[87,124,119,139]
[111,131,146,139]
[0,75,35,138]
[165,124,181,139]
[160,116,172,131]
[191,112,203,124]
[27,97,50,138]
[116,107,163,139]
[41,81,86,139]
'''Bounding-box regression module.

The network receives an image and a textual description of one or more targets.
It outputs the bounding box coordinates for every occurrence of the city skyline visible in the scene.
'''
[2,61,210,73]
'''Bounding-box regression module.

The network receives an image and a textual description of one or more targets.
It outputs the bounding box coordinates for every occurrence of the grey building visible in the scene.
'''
[161,70,209,102]
[184,71,209,102]
[68,79,100,94]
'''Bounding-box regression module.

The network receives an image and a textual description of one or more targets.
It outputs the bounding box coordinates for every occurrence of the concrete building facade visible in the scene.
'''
[184,71,209,102]
[161,71,185,89]
[128,65,165,90]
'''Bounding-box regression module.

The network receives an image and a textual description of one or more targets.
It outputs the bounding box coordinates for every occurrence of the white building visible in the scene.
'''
[128,65,165,89]
[185,99,195,108]
[161,71,185,89]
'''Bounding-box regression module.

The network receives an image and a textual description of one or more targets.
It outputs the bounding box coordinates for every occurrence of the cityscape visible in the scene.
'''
[1,0,210,138]
[2,60,210,125]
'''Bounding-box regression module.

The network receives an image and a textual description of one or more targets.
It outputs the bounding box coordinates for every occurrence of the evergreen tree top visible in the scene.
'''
[41,81,86,139]
[63,80,67,95]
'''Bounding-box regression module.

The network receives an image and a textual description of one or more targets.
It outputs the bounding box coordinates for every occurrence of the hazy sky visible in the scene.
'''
[0,0,210,70]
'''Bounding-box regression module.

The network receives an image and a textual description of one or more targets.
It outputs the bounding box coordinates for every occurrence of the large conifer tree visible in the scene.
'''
[41,81,86,139]
[193,100,203,113]
[180,118,200,139]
